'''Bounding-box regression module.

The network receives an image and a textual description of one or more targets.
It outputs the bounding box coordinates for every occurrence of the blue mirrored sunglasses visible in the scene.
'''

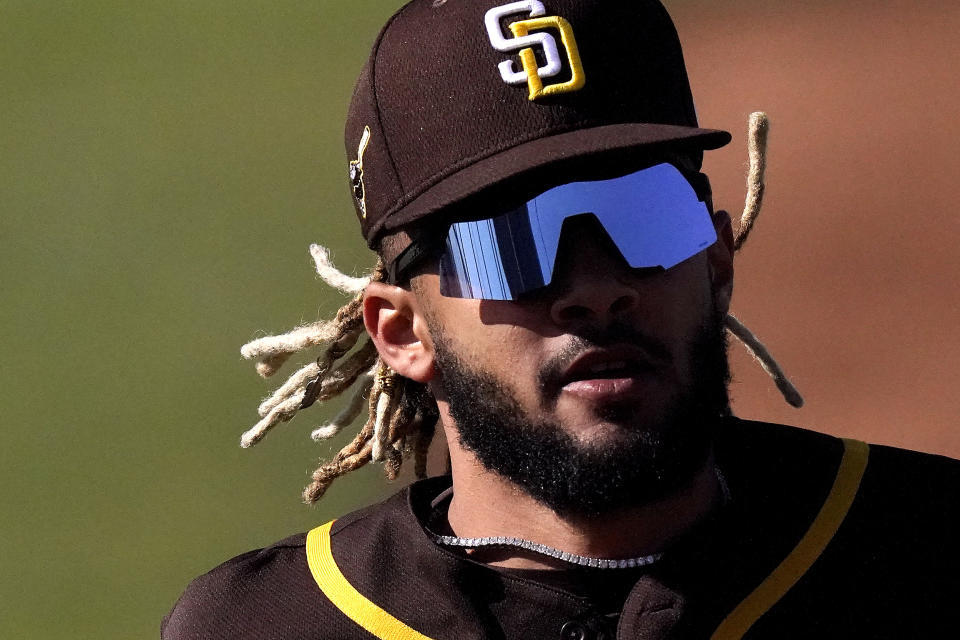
[387,162,717,300]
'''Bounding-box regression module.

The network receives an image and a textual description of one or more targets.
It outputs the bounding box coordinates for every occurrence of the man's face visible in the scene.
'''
[414,216,732,517]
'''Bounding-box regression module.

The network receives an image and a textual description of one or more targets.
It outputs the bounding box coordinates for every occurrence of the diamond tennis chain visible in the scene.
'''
[426,468,731,570]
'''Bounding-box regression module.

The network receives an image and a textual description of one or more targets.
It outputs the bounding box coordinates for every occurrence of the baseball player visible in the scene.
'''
[162,1,960,638]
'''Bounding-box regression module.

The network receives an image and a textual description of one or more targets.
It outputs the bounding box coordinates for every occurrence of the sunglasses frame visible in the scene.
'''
[385,162,714,293]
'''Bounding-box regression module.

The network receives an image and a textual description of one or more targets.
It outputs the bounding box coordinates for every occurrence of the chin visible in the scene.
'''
[559,393,681,438]
[428,302,730,516]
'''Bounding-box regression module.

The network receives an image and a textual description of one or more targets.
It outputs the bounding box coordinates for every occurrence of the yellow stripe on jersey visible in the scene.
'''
[307,439,869,639]
[711,438,870,639]
[306,520,438,640]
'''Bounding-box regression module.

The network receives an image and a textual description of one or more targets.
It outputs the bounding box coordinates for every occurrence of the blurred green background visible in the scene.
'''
[3,0,959,638]
[2,2,399,637]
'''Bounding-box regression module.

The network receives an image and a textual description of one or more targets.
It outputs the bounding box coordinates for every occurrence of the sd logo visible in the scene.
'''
[484,1,586,101]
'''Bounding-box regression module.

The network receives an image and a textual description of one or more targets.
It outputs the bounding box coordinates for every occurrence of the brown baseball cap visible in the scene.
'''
[345,0,731,247]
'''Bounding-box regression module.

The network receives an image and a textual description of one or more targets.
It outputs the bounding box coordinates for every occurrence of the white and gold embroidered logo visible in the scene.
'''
[484,1,585,101]
[349,126,371,219]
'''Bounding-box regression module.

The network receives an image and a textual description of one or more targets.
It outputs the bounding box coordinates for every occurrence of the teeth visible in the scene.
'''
[587,361,627,373]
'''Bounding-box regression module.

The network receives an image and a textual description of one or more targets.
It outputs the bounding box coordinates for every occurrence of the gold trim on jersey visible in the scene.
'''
[710,438,870,639]
[306,438,870,640]
[306,520,437,640]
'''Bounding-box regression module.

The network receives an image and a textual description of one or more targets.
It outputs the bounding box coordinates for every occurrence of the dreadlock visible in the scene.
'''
[725,112,803,409]
[240,247,440,503]
[240,112,801,504]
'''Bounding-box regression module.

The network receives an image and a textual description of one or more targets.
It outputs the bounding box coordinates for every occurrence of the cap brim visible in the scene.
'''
[377,122,731,239]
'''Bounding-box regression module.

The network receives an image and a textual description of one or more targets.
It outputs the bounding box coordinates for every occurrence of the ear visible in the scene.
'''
[363,281,434,383]
[707,209,735,314]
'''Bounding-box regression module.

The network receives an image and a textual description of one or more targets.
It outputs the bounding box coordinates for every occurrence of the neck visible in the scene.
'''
[441,426,721,570]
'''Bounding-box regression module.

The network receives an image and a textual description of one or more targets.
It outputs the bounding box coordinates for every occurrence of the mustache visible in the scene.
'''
[537,322,672,398]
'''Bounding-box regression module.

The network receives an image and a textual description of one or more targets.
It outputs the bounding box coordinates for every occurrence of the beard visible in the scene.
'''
[429,304,730,519]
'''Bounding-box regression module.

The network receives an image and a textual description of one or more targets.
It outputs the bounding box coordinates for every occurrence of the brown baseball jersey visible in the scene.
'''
[163,419,960,639]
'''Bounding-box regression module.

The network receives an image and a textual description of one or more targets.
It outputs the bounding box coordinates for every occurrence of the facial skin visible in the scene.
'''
[365,210,735,520]
[429,290,729,517]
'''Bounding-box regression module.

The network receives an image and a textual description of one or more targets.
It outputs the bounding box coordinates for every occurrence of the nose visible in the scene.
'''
[548,217,641,327]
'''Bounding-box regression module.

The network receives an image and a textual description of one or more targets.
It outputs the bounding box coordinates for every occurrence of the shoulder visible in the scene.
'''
[849,440,960,542]
[719,419,960,611]
[722,416,960,480]
[733,417,960,495]
[161,486,423,640]
[865,438,960,485]
[722,417,960,562]
[161,533,315,640]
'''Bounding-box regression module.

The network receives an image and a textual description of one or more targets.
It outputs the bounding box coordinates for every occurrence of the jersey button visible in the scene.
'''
[560,621,590,640]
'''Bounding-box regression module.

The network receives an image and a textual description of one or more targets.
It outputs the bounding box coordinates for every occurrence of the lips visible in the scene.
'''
[548,346,668,404]
[560,346,661,385]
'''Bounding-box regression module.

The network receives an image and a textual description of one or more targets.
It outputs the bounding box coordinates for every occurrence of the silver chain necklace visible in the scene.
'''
[426,468,731,570]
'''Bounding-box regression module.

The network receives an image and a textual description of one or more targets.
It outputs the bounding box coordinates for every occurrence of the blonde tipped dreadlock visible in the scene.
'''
[725,112,804,408]
[241,255,439,503]
[309,243,371,294]
[725,314,803,407]
[240,111,800,503]
[733,112,769,251]
[310,372,374,441]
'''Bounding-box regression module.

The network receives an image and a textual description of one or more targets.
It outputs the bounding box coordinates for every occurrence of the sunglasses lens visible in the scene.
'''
[437,163,717,300]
